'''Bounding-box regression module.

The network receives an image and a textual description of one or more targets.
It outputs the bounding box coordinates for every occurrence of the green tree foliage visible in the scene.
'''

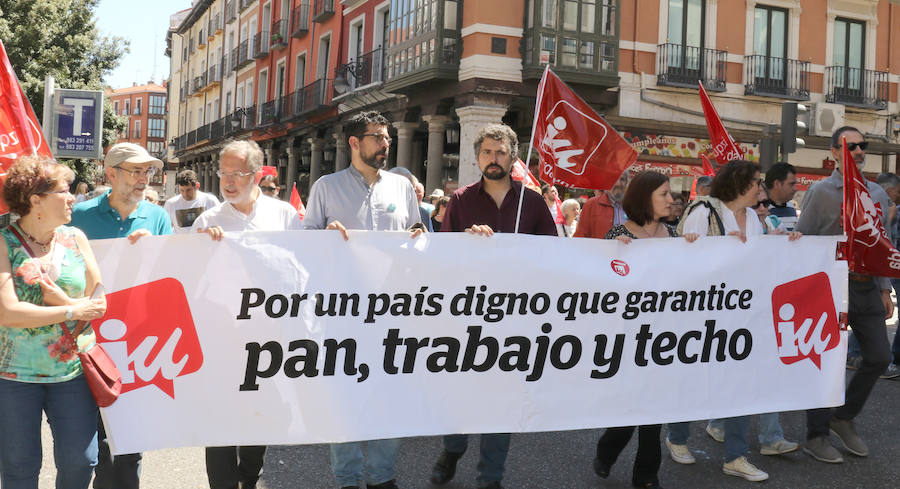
[0,0,129,183]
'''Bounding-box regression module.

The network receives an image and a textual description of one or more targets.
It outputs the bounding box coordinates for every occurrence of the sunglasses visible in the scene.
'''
[260,186,278,192]
[839,142,868,151]
[756,199,770,208]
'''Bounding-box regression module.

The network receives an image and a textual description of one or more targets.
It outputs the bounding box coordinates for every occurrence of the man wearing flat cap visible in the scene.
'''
[70,142,172,489]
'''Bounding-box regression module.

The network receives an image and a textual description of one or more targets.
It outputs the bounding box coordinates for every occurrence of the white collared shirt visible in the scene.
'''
[191,194,302,232]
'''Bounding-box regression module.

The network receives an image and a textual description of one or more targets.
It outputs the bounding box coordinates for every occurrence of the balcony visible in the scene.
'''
[210,118,225,141]
[520,0,619,87]
[825,67,889,110]
[236,40,253,69]
[197,123,210,142]
[383,0,461,92]
[226,1,237,23]
[198,30,207,49]
[253,31,270,59]
[334,47,385,95]
[270,20,289,50]
[132,107,142,116]
[239,0,253,13]
[207,65,221,87]
[284,79,333,119]
[291,2,310,38]
[258,99,283,126]
[744,55,809,100]
[312,0,334,22]
[656,44,727,92]
[186,129,197,147]
[226,106,256,132]
[192,73,207,94]
[208,14,222,40]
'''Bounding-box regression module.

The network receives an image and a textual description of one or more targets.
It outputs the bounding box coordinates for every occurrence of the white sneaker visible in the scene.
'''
[722,456,769,482]
[760,438,800,455]
[705,423,725,443]
[666,437,696,464]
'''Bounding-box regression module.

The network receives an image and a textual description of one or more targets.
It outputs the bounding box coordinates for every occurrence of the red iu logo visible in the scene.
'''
[539,100,608,177]
[771,272,840,369]
[610,259,630,277]
[94,278,203,398]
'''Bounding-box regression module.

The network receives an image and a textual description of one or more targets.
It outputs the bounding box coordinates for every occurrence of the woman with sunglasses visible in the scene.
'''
[0,156,107,489]
[259,174,281,197]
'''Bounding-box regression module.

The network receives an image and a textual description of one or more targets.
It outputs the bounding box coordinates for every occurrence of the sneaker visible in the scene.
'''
[366,481,399,489]
[429,450,463,485]
[880,363,900,379]
[830,418,869,456]
[592,456,611,478]
[705,423,725,443]
[665,437,695,464]
[760,438,800,455]
[803,436,843,463]
[846,355,862,370]
[722,456,768,482]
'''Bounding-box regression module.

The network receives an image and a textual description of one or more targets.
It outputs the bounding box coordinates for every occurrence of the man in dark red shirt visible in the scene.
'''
[431,123,555,489]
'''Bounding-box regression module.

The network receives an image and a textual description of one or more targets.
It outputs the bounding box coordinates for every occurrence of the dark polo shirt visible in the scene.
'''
[441,178,557,236]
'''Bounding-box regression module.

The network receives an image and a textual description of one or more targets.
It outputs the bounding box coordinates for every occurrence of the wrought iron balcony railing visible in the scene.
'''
[291,2,310,38]
[825,66,889,110]
[258,99,283,126]
[283,79,333,119]
[236,40,252,69]
[196,123,210,142]
[656,43,727,92]
[335,47,385,94]
[312,0,334,22]
[253,31,270,59]
[270,20,288,50]
[226,1,237,23]
[744,54,810,100]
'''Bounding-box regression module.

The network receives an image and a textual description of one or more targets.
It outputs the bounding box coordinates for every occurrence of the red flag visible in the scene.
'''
[289,182,305,219]
[533,68,637,190]
[510,158,541,193]
[261,165,278,178]
[0,40,54,214]
[841,137,900,276]
[699,82,744,163]
[701,153,716,176]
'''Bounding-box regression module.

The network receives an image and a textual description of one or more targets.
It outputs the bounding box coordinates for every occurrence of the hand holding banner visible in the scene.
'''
[699,82,744,164]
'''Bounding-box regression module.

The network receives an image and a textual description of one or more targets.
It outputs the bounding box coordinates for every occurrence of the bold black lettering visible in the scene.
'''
[461,326,499,372]
[240,341,283,391]
[730,329,752,360]
[283,339,319,378]
[365,293,390,323]
[382,328,402,374]
[530,293,551,314]
[499,336,531,372]
[558,292,578,320]
[323,338,359,377]
[426,337,461,372]
[526,323,552,381]
[634,324,653,366]
[701,320,728,362]
[739,290,753,309]
[401,336,431,373]
[651,331,677,365]
[590,334,625,379]
[550,335,581,369]
[237,288,266,319]
[601,292,619,314]
[677,330,702,363]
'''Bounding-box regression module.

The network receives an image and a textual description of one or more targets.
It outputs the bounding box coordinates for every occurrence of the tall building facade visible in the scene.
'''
[166,0,900,202]
[107,82,169,192]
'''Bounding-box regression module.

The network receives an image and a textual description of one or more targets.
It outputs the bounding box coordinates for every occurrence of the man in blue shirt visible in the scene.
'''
[69,142,171,489]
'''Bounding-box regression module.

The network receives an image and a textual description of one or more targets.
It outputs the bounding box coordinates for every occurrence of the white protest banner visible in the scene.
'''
[89,231,847,454]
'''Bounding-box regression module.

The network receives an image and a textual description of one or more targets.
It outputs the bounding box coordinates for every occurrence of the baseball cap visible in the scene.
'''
[429,189,444,199]
[104,143,163,170]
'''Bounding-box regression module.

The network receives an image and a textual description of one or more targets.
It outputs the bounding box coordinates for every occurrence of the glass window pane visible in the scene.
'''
[848,22,863,69]
[601,0,615,35]
[685,0,702,47]
[444,0,457,30]
[526,0,534,28]
[579,40,595,69]
[563,0,578,31]
[561,37,577,67]
[541,34,556,65]
[582,0,595,33]
[770,10,786,59]
[833,20,846,67]
[668,0,684,45]
[753,7,767,56]
[543,0,558,28]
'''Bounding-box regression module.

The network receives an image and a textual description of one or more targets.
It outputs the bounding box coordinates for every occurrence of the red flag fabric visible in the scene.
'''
[0,40,54,214]
[289,182,305,220]
[701,153,716,176]
[510,158,541,193]
[261,165,278,178]
[533,68,637,190]
[841,137,900,276]
[698,82,744,163]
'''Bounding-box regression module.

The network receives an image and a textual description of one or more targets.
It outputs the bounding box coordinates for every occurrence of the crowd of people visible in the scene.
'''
[0,111,896,489]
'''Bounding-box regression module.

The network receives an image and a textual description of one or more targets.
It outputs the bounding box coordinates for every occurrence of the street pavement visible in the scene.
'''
[37,330,900,489]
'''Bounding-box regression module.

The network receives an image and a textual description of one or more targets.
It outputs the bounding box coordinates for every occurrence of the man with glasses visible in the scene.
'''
[304,111,421,489]
[164,169,220,233]
[70,142,172,489]
[190,139,300,489]
[797,126,893,464]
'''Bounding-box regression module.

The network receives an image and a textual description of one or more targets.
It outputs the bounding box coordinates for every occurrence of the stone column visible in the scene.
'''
[455,105,508,187]
[308,138,324,191]
[393,122,418,169]
[263,144,274,167]
[204,161,213,192]
[422,115,451,194]
[333,132,349,172]
[286,138,299,198]
[411,139,425,180]
[210,156,220,198]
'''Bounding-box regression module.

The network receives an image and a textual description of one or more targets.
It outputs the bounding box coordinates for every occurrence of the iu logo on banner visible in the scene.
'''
[94,278,204,398]
[771,272,840,369]
[532,68,637,190]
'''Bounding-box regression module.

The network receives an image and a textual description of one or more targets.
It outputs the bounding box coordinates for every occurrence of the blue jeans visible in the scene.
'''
[330,439,401,486]
[667,417,751,462]
[708,412,785,445]
[443,433,512,486]
[0,376,99,489]
[666,422,690,445]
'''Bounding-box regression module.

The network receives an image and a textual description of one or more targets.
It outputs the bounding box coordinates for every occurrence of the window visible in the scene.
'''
[525,0,615,74]
[295,53,306,89]
[753,5,788,81]
[113,101,119,113]
[246,79,254,106]
[148,118,165,138]
[135,98,143,115]
[225,91,232,114]
[123,100,130,115]
[833,17,864,91]
[149,95,166,115]
[666,0,704,71]
[133,119,141,139]
[317,35,330,79]
[147,141,165,156]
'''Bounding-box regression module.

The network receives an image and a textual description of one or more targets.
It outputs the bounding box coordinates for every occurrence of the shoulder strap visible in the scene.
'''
[696,201,726,236]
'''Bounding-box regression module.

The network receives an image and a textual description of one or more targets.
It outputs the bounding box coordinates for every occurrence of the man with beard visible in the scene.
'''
[428,124,555,489]
[796,126,893,464]
[573,171,630,238]
[303,111,420,489]
[70,142,171,489]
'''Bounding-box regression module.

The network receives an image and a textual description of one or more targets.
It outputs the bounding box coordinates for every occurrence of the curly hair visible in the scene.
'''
[474,123,518,159]
[710,160,760,203]
[2,155,74,216]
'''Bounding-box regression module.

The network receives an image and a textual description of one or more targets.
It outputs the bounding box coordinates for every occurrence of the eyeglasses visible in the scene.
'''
[756,199,770,208]
[839,142,869,151]
[115,166,156,178]
[42,189,72,196]
[260,186,278,192]
[216,170,256,179]
[360,133,392,145]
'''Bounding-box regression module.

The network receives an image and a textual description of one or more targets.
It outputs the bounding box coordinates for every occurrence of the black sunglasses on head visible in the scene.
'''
[838,141,868,151]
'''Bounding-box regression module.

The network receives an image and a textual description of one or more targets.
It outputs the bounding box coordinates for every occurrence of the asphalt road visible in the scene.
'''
[36,328,900,489]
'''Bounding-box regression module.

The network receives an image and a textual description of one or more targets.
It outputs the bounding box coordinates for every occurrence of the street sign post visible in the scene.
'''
[51,88,103,159]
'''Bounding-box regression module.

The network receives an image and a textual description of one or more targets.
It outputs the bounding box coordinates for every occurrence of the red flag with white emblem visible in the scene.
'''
[0,40,54,214]
[699,82,744,163]
[289,182,305,219]
[840,136,900,276]
[533,68,637,190]
[510,158,541,193]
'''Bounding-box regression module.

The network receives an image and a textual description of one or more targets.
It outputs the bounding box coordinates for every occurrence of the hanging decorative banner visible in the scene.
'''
[89,231,847,455]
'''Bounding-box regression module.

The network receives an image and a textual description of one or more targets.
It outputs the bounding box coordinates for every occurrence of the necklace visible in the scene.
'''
[16,223,54,254]
[638,222,661,238]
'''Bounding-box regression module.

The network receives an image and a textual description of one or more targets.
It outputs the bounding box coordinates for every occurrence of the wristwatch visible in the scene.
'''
[65,307,73,321]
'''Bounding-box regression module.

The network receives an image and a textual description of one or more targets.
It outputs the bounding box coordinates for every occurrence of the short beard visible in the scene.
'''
[362,151,387,169]
[482,164,509,181]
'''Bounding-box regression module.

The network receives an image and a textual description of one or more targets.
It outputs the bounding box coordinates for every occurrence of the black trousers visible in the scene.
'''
[595,424,661,485]
[205,445,267,489]
[807,280,891,439]
[94,415,142,489]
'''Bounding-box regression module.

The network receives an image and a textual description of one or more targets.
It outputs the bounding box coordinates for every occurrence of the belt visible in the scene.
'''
[848,272,873,282]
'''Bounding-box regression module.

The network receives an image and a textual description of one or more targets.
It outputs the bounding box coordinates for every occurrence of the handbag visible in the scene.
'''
[8,224,121,407]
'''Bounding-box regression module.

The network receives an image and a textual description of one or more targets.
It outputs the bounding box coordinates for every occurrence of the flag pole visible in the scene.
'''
[515,65,550,234]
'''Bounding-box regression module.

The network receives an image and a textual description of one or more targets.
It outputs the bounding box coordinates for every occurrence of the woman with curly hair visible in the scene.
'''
[0,155,107,489]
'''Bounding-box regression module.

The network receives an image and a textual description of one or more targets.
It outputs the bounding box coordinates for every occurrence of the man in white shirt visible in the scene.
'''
[165,169,220,233]
[190,139,300,489]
